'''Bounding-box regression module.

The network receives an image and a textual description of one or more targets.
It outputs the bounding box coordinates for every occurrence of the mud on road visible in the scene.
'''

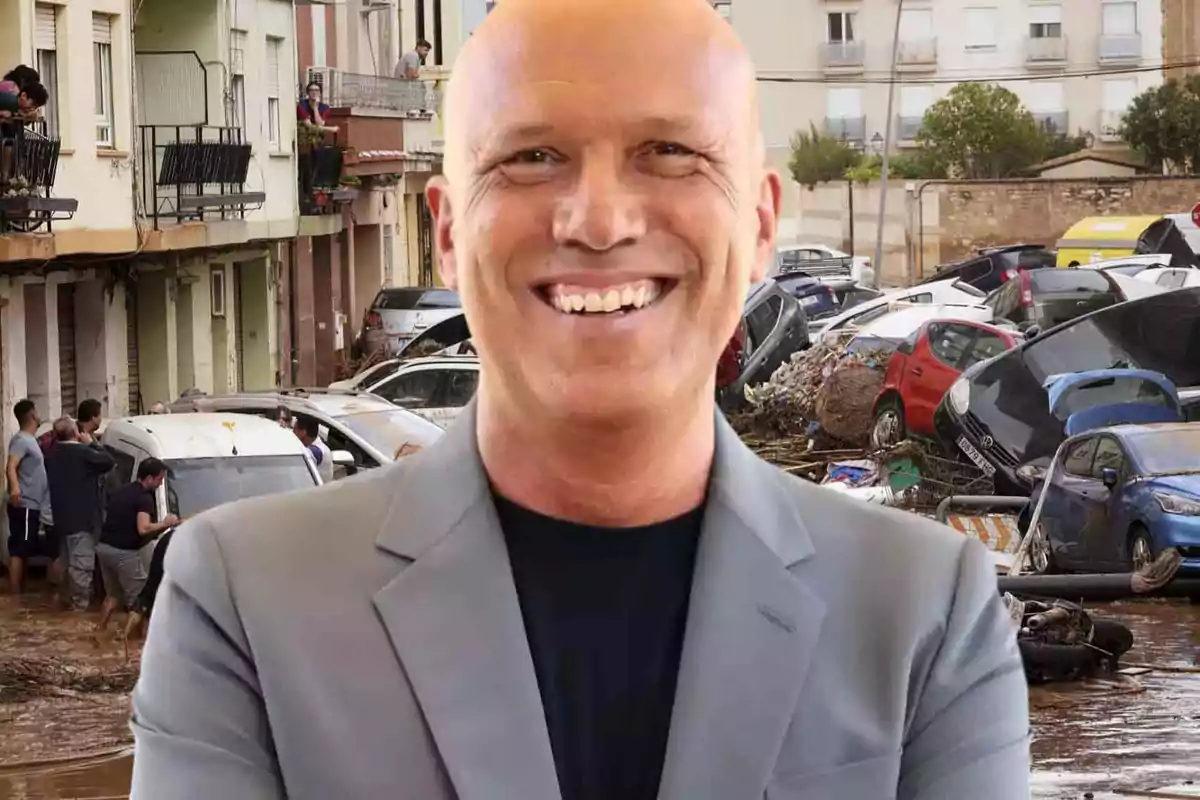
[1,590,1197,799]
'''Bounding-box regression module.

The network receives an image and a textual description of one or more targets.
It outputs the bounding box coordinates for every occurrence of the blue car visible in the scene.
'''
[1024,370,1200,575]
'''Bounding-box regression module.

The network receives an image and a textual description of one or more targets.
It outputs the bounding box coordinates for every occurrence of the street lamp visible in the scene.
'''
[870,132,885,155]
[872,0,906,290]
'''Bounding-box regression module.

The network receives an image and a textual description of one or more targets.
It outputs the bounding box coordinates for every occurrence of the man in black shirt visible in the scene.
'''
[98,458,178,631]
[45,417,114,610]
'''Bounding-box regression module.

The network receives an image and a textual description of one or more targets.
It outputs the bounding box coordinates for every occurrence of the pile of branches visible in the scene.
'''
[735,338,895,446]
[0,655,138,704]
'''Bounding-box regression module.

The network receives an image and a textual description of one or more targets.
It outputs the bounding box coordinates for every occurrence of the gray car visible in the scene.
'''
[167,389,444,476]
[358,287,462,357]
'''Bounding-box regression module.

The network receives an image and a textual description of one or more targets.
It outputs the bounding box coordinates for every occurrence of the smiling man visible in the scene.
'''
[129,1,1030,798]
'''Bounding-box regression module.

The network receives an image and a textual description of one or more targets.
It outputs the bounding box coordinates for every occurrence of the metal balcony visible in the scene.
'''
[298,130,356,217]
[1032,111,1069,134]
[897,115,924,142]
[308,67,441,116]
[896,37,937,69]
[0,127,77,234]
[136,125,264,228]
[1098,34,1141,64]
[1025,36,1068,65]
[1098,110,1125,142]
[824,116,866,144]
[821,41,865,71]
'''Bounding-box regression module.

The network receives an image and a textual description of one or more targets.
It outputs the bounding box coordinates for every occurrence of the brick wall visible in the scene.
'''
[927,176,1200,267]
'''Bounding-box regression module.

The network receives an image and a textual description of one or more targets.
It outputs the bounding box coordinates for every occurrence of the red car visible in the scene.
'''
[871,319,1019,447]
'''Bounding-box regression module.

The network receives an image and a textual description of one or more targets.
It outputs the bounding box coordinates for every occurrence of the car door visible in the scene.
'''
[1085,435,1129,568]
[371,367,443,412]
[1046,435,1102,569]
[740,291,785,385]
[905,322,974,435]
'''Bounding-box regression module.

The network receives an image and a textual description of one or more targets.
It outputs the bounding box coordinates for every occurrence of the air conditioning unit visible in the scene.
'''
[211,268,226,317]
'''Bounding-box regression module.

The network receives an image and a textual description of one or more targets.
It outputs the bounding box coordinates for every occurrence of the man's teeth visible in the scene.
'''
[549,281,661,314]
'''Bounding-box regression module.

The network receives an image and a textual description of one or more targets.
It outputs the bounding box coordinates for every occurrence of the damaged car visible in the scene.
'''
[934,287,1200,494]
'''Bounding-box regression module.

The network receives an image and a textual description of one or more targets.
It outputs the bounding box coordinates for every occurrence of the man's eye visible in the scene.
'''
[504,148,558,165]
[646,142,697,158]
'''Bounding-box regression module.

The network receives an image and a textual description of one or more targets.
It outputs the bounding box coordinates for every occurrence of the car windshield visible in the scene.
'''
[846,336,901,356]
[375,289,461,310]
[1128,428,1200,475]
[1105,264,1152,277]
[165,455,317,518]
[337,409,443,458]
[356,361,402,387]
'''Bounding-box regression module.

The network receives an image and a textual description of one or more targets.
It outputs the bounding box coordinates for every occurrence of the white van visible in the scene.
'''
[100,413,322,523]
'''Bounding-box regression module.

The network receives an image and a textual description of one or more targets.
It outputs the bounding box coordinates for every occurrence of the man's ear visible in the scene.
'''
[750,170,782,284]
[425,177,458,289]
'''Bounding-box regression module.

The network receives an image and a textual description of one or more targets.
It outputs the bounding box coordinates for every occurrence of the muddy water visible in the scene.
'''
[2,587,1197,799]
[1031,600,1200,798]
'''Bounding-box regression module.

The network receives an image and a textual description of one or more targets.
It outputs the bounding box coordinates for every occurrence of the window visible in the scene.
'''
[1028,4,1063,38]
[443,370,480,407]
[1102,1,1138,34]
[1157,270,1188,289]
[826,87,863,119]
[968,332,1012,367]
[93,14,115,147]
[964,7,998,50]
[266,37,283,147]
[1103,77,1139,111]
[35,4,59,138]
[104,446,136,495]
[1026,81,1064,113]
[1062,437,1099,477]
[928,323,974,366]
[376,370,442,408]
[230,31,247,134]
[746,295,783,351]
[164,456,317,518]
[827,12,856,43]
[899,8,934,40]
[987,279,1024,321]
[900,85,935,121]
[1092,437,1125,477]
[906,292,933,303]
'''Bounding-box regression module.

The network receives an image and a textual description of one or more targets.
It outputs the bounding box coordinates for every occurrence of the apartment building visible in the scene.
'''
[730,0,1164,218]
[0,0,299,450]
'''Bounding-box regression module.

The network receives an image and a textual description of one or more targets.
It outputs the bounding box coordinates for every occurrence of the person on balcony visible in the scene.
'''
[394,39,431,80]
[0,72,47,125]
[297,82,337,136]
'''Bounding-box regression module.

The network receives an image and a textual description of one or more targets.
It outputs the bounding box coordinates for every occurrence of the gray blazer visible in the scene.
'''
[130,409,1030,799]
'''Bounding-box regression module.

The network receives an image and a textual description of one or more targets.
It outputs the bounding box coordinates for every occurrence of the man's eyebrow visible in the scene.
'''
[478,123,557,151]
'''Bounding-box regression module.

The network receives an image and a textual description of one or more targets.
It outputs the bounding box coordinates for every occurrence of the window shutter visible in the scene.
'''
[35,5,57,50]
[266,38,280,96]
[92,13,112,44]
[1029,4,1063,24]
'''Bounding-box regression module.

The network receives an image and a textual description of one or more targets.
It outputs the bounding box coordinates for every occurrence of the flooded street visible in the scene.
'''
[1,589,1197,798]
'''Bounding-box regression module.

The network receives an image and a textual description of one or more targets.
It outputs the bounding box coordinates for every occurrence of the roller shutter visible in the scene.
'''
[126,288,141,415]
[57,283,76,418]
[233,263,245,391]
[35,5,56,50]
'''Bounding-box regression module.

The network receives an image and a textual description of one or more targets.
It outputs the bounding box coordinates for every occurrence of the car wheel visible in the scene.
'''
[870,396,906,449]
[1028,521,1057,575]
[1129,526,1155,572]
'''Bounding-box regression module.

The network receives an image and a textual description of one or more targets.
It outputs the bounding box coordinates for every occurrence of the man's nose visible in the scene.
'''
[553,153,647,252]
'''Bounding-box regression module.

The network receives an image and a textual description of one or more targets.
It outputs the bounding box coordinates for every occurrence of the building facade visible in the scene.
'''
[0,0,299,449]
[727,0,1165,230]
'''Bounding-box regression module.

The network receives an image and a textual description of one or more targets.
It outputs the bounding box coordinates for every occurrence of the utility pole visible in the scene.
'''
[872,0,905,289]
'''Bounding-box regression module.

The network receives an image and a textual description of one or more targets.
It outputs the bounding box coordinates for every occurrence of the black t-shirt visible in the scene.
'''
[494,494,703,800]
[101,482,155,550]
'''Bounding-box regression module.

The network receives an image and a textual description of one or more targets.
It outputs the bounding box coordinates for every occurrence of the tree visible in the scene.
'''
[915,83,1048,179]
[1121,76,1200,173]
[787,125,862,190]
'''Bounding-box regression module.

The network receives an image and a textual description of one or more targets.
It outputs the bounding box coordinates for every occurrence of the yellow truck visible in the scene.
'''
[1055,214,1199,267]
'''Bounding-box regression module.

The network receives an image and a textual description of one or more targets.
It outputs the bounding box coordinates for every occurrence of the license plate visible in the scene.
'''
[957,436,996,477]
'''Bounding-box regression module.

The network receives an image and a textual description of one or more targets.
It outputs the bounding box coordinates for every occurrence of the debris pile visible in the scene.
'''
[737,337,894,446]
[0,655,138,704]
[1005,597,1134,684]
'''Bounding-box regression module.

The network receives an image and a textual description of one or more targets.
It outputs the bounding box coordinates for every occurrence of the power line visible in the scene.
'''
[757,58,1200,85]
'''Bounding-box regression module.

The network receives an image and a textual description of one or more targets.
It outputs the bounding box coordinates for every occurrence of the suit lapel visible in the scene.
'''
[372,406,561,800]
[657,415,827,800]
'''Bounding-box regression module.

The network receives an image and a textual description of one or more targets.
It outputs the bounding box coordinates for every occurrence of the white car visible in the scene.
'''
[100,413,322,523]
[1077,253,1171,276]
[773,243,874,285]
[843,303,996,353]
[352,356,480,427]
[1135,266,1200,291]
[815,278,985,343]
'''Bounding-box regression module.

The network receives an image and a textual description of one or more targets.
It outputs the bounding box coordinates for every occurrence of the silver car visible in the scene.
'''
[358,287,462,357]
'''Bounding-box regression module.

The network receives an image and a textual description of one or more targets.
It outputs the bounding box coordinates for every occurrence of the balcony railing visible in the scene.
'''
[0,126,77,234]
[298,129,356,216]
[897,115,924,142]
[1098,35,1141,63]
[825,116,866,144]
[136,125,264,228]
[897,37,937,66]
[821,41,865,69]
[1032,111,1069,134]
[1025,35,1068,63]
[1099,110,1125,141]
[308,68,442,116]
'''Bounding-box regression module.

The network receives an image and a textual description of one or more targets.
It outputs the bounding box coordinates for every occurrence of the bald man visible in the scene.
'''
[129,1,1030,798]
